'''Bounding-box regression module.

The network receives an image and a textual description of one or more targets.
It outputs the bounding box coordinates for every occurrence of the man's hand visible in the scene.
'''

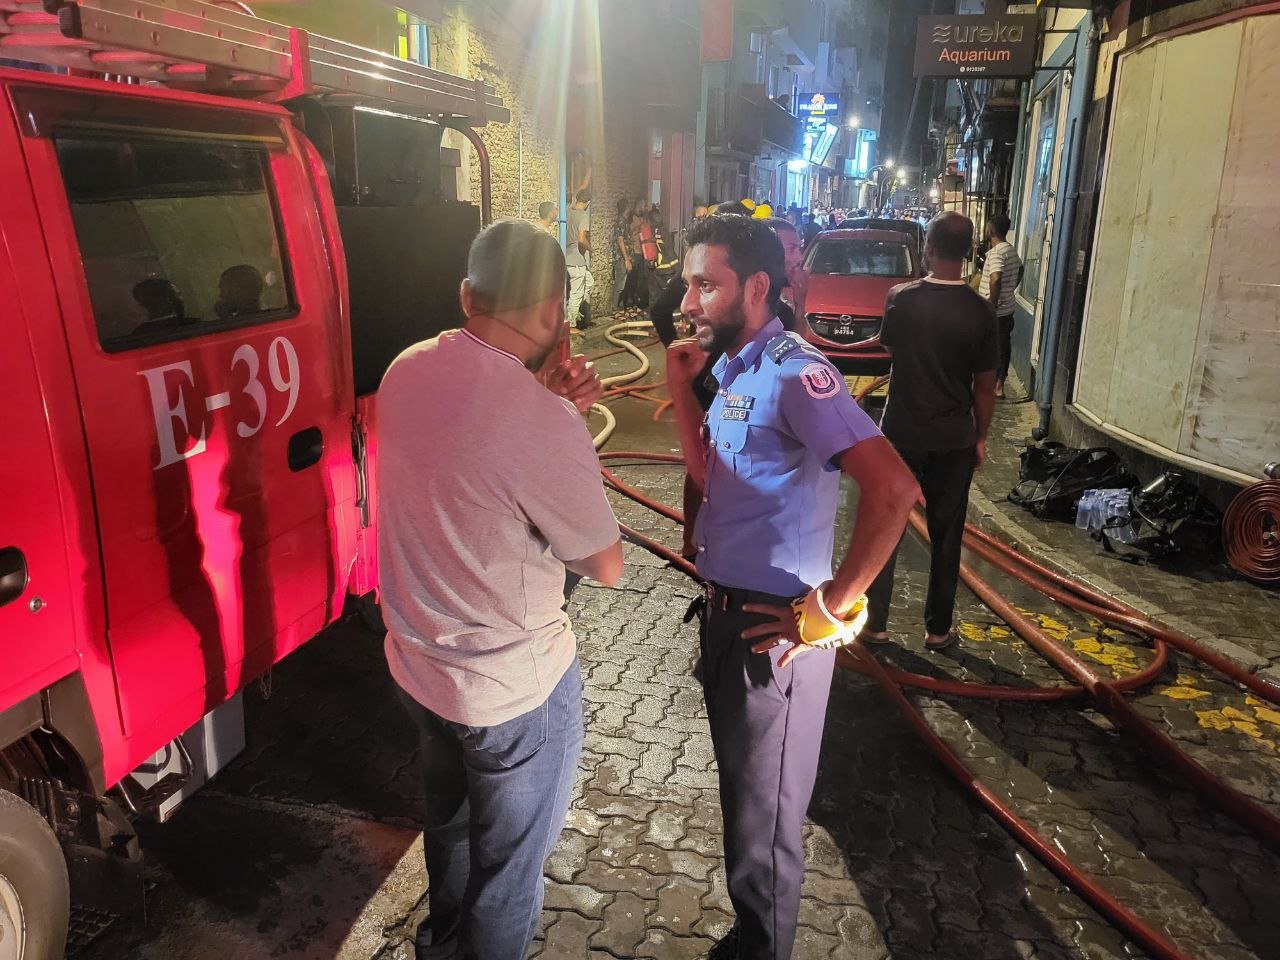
[975,438,987,471]
[666,339,708,391]
[740,603,814,669]
[544,355,603,413]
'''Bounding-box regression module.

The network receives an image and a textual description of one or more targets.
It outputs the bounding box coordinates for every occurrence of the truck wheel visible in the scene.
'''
[0,789,68,960]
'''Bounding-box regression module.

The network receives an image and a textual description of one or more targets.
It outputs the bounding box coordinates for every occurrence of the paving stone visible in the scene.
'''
[574,861,667,899]
[591,891,650,957]
[650,878,704,937]
[546,828,595,883]
[595,818,649,867]
[543,882,612,919]
[538,910,603,959]
[642,808,688,849]
[634,929,716,959]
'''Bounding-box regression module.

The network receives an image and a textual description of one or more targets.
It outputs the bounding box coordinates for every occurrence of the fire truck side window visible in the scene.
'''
[53,134,296,352]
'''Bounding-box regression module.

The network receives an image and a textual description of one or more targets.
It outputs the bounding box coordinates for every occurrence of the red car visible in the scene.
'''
[802,228,922,373]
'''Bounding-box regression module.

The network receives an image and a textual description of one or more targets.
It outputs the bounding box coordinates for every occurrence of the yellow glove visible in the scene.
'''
[791,583,869,649]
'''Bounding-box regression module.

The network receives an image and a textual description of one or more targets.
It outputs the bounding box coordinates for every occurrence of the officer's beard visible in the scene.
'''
[701,293,748,356]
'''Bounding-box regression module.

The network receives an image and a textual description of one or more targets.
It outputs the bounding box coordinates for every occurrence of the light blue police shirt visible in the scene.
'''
[693,317,883,597]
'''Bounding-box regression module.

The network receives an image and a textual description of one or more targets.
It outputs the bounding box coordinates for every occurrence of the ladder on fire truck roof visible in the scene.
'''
[0,0,509,125]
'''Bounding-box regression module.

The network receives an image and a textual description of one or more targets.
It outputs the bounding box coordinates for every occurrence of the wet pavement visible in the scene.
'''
[78,322,1280,959]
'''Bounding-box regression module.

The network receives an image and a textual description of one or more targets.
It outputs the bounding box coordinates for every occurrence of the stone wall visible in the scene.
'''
[431,2,562,224]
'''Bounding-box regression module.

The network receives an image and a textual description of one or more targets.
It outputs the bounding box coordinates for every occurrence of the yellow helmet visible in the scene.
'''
[752,203,774,219]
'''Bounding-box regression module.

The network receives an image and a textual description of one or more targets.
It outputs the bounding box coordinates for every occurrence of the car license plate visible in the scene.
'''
[835,324,856,337]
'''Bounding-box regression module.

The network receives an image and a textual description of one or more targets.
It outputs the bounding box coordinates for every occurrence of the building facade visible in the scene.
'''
[697,1,885,214]
[1008,0,1280,499]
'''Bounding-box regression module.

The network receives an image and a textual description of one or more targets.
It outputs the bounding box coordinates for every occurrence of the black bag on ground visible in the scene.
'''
[1008,442,1135,519]
[1101,471,1222,560]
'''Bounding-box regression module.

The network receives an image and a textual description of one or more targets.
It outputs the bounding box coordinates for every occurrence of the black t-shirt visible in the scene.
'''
[879,277,999,451]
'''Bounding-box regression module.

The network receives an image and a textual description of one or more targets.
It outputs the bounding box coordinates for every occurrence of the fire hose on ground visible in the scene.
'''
[587,332,1280,960]
[589,320,656,450]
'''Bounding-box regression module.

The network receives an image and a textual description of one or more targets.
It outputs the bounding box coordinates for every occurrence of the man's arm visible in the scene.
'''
[666,341,710,490]
[822,438,920,618]
[972,370,997,470]
[578,224,590,256]
[566,540,623,587]
[741,435,919,665]
[650,279,686,346]
[985,269,1003,312]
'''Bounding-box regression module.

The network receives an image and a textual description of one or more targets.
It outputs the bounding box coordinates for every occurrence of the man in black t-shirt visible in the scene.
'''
[862,212,998,651]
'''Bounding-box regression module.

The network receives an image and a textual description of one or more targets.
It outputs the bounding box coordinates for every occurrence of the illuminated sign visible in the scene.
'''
[914,15,1038,78]
[797,92,841,130]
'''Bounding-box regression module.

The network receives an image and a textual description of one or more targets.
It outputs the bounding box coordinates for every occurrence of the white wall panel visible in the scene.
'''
[1182,13,1280,477]
[1074,12,1280,484]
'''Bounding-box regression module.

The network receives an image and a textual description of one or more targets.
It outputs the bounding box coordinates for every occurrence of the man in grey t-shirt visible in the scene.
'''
[379,219,622,960]
[565,188,594,330]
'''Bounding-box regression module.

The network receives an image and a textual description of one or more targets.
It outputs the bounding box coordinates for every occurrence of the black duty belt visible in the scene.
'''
[684,581,799,623]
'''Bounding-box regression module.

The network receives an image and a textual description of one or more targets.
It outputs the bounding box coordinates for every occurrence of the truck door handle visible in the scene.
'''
[0,547,29,608]
[287,427,324,472]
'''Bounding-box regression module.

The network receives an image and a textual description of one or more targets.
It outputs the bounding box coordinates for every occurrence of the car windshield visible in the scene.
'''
[806,238,913,277]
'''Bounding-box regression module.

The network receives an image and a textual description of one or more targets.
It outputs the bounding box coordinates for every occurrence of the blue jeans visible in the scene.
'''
[397,660,584,960]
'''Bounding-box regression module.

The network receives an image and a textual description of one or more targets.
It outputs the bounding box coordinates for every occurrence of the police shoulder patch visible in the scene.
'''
[798,361,841,399]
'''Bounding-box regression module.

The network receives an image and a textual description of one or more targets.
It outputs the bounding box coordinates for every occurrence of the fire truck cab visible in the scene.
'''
[0,2,505,955]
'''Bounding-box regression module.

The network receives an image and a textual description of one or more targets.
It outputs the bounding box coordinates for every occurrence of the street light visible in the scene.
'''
[847,114,860,130]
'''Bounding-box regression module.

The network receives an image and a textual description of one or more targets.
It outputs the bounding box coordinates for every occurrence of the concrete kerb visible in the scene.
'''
[964,483,1272,675]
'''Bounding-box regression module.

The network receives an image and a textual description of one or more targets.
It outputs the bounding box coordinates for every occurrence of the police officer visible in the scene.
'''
[666,215,920,960]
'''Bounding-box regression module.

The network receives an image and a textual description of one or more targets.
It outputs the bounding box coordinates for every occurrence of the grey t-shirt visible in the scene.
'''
[378,329,619,726]
[879,277,999,452]
[565,206,590,268]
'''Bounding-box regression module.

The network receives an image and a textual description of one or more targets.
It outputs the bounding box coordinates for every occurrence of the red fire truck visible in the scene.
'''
[0,2,506,955]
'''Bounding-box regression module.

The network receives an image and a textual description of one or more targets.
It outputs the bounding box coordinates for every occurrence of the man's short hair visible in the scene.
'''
[574,187,592,204]
[538,201,556,220]
[926,212,974,261]
[713,200,754,218]
[467,218,566,313]
[685,214,787,310]
[990,214,1011,237]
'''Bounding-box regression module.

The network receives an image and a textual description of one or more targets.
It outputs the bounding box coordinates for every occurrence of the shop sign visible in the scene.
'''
[914,14,1038,78]
[797,92,840,130]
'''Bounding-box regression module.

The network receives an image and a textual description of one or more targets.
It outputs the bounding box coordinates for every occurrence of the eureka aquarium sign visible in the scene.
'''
[914,14,1038,78]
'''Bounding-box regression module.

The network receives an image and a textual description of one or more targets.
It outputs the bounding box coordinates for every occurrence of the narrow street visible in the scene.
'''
[76,331,1280,960]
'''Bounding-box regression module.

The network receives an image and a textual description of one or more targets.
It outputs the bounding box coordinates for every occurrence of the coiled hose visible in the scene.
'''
[1223,480,1280,584]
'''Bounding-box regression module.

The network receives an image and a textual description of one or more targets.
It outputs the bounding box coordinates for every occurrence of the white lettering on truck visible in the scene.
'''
[140,336,301,470]
[139,360,207,470]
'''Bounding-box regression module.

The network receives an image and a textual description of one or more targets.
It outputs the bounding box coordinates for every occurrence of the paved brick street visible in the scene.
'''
[77,335,1280,960]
